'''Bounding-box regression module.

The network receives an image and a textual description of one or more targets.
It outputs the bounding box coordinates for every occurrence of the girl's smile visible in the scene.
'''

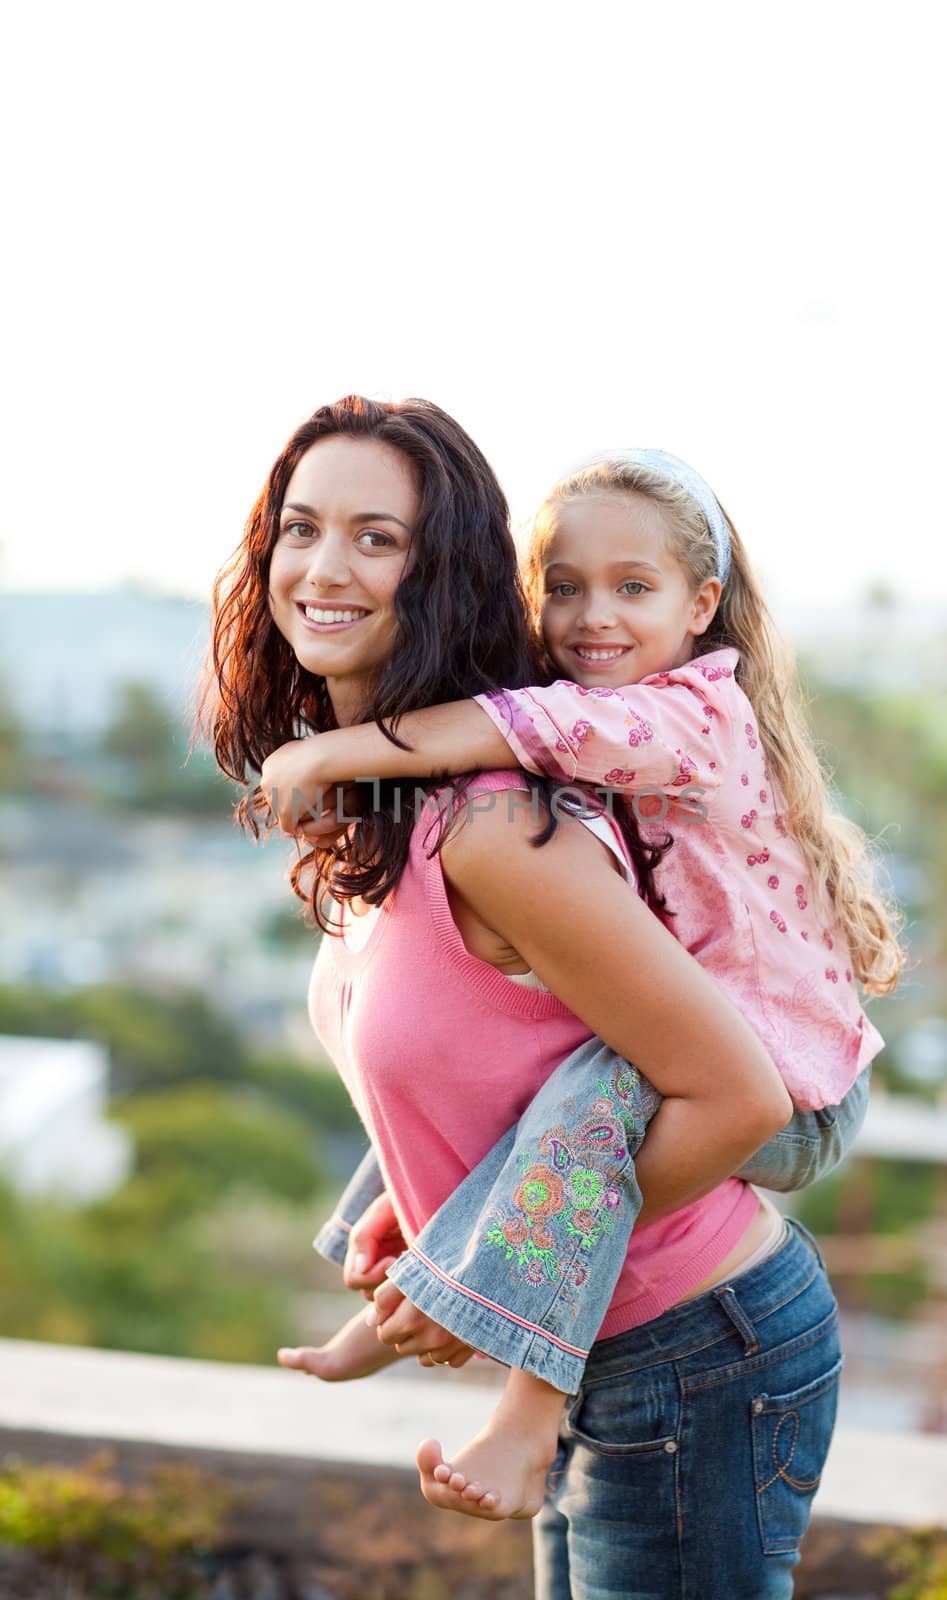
[571,643,632,664]
[540,492,719,687]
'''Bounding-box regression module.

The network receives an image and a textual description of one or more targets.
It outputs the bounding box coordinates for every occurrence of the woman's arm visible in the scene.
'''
[440,796,791,1216]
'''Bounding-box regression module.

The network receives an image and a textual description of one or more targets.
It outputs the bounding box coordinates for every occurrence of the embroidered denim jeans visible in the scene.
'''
[533,1220,841,1599]
[314,1043,869,1393]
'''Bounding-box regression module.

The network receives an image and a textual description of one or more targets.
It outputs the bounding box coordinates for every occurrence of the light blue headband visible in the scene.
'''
[571,446,731,585]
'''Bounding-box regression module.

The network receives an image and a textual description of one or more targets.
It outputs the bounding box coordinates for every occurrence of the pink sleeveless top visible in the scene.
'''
[308,771,758,1336]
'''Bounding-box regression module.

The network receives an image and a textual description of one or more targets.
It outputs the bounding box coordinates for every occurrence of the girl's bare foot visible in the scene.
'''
[416,1369,565,1520]
[278,1307,402,1382]
[416,1427,553,1521]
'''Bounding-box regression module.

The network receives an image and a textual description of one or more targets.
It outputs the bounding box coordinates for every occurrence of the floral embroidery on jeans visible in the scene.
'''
[483,1061,651,1317]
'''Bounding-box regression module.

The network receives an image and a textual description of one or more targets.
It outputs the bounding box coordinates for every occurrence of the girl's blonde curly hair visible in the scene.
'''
[524,459,904,997]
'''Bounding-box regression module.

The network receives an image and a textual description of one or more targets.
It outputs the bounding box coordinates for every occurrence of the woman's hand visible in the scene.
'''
[369,1279,475,1369]
[260,737,356,841]
[342,1193,407,1298]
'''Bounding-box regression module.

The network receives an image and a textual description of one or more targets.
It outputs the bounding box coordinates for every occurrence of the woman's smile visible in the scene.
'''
[296,601,373,632]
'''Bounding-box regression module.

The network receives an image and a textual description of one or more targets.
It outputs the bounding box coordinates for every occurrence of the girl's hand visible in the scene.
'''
[260,738,352,840]
[369,1279,475,1369]
[342,1193,407,1298]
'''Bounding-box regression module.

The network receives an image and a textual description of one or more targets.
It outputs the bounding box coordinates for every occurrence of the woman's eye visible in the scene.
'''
[619,580,648,595]
[282,521,315,539]
[358,529,396,550]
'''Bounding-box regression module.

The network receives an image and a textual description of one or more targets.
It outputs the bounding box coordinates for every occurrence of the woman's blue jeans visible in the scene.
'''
[534,1219,842,1599]
[314,1040,868,1393]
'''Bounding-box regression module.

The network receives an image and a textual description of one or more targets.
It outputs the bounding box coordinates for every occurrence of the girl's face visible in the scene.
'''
[268,436,418,725]
[539,492,720,688]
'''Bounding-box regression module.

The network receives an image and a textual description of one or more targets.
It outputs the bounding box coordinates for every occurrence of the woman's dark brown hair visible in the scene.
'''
[198,395,669,927]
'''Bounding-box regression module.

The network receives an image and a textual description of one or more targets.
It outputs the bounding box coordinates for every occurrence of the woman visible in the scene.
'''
[204,395,841,1599]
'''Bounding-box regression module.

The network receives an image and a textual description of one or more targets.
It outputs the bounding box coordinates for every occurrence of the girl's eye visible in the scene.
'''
[619,580,648,595]
[357,529,397,550]
[548,582,579,597]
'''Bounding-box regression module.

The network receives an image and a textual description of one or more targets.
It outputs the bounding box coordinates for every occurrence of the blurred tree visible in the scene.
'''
[74,985,250,1096]
[98,678,237,815]
[0,677,24,792]
[260,904,320,950]
[102,680,177,784]
[0,1178,302,1360]
[241,1053,360,1132]
[0,984,364,1134]
[863,580,899,614]
[116,1083,323,1204]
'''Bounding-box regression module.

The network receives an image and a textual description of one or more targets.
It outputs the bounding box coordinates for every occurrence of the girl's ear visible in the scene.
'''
[689,577,722,637]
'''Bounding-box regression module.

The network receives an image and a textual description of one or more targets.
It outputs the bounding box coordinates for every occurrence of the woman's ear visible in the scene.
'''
[689,577,722,637]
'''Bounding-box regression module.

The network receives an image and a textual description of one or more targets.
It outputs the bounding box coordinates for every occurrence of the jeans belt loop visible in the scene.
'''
[712,1283,761,1355]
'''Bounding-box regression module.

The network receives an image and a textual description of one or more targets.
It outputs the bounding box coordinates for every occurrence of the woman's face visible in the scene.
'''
[268,436,418,725]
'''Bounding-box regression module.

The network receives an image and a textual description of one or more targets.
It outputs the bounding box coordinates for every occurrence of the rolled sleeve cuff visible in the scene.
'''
[312,1213,351,1268]
[386,1243,588,1395]
[475,690,578,782]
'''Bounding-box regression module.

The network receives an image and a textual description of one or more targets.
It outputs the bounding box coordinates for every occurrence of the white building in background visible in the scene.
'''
[0,1035,132,1203]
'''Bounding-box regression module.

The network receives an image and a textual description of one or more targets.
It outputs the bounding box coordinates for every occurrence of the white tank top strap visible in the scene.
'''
[335,897,383,952]
[572,808,636,886]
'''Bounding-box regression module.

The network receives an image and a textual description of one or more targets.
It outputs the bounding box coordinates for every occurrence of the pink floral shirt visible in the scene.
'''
[476,646,883,1110]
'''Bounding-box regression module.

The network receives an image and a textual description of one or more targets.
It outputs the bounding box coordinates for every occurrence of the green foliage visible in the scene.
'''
[240,1053,360,1132]
[0,1173,310,1362]
[0,982,249,1095]
[102,682,177,768]
[0,677,24,791]
[0,975,341,1362]
[259,903,321,950]
[82,986,251,1096]
[794,1157,937,1317]
[0,1453,230,1598]
[868,1526,947,1599]
[116,1084,323,1204]
[0,984,78,1041]
[0,978,359,1134]
[796,1158,939,1238]
[89,677,238,815]
[799,664,947,941]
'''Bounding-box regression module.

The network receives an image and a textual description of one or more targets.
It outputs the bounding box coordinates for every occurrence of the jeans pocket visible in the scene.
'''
[567,1370,679,1457]
[751,1354,843,1555]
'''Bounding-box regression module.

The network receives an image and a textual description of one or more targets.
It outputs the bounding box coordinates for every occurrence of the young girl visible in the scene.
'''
[265,447,900,1523]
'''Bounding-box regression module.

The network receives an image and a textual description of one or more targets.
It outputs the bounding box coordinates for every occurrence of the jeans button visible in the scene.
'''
[752,1399,765,1414]
[664,1440,678,1454]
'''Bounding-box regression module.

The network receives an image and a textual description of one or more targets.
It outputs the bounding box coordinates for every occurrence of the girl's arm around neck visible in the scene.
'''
[440,794,792,1220]
[260,703,515,834]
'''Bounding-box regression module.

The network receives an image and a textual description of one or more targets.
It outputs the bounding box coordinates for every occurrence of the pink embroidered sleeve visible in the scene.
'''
[474,650,740,802]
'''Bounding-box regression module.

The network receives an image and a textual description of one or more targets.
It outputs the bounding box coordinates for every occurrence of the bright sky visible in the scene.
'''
[1,0,944,622]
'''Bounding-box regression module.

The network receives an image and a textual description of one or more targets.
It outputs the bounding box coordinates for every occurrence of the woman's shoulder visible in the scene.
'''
[436,773,620,894]
[418,769,534,840]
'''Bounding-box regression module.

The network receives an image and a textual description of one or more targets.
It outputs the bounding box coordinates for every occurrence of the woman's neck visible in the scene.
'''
[326,676,370,729]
